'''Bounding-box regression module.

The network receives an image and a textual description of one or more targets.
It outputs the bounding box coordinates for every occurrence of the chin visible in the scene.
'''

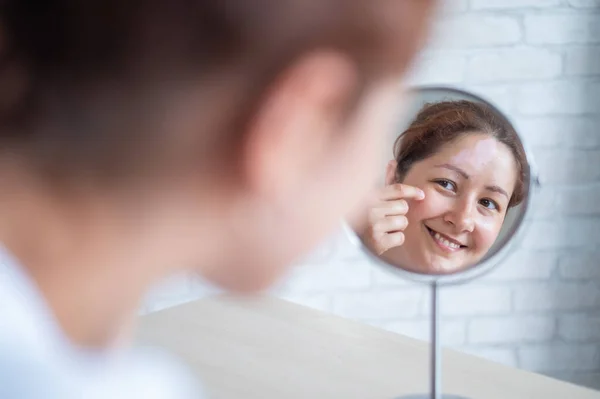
[420,255,466,274]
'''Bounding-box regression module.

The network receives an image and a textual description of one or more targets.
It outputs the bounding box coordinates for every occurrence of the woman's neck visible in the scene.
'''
[0,174,166,350]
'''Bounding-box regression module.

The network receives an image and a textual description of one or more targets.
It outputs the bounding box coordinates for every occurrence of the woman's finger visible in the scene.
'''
[381,199,409,216]
[377,231,405,254]
[368,199,408,222]
[380,183,425,201]
[373,215,408,234]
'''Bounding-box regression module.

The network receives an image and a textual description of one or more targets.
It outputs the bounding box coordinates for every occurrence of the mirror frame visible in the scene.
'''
[343,85,542,287]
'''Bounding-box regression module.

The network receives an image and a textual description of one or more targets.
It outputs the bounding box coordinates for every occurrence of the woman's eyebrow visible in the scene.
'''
[435,163,509,199]
[434,163,469,179]
[486,185,509,199]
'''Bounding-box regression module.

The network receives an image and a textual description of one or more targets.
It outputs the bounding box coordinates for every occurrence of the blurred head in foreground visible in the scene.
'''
[0,0,436,345]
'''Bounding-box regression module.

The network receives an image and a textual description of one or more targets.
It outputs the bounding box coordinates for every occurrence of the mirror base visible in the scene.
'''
[395,395,471,399]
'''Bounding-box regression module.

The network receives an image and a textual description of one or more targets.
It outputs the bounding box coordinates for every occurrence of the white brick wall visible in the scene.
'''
[144,0,600,392]
[525,14,600,44]
[558,313,600,341]
[567,0,600,8]
[468,315,556,344]
[519,344,599,372]
[379,319,467,346]
[332,289,425,320]
[516,81,600,115]
[513,282,600,312]
[432,286,513,316]
[566,47,600,75]
[436,15,522,48]
[471,0,562,9]
[514,116,600,148]
[559,251,600,279]
[466,48,563,83]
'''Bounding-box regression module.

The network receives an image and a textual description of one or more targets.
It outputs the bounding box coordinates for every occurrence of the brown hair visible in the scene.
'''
[393,100,527,207]
[0,0,435,188]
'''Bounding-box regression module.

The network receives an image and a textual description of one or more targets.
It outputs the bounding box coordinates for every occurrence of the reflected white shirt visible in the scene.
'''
[0,248,204,399]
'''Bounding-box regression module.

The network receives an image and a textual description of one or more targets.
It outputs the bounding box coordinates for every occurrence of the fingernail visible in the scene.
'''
[418,190,425,200]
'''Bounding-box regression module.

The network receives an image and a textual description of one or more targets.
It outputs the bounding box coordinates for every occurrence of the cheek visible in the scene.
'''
[473,217,504,252]
[407,191,448,223]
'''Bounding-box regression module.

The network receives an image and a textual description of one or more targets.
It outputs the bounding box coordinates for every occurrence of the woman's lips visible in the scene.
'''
[425,226,467,253]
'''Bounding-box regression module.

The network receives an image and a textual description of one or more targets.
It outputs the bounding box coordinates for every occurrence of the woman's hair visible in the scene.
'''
[393,99,527,207]
[0,0,435,187]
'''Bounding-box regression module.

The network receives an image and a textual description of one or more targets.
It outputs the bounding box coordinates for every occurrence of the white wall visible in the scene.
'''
[144,0,600,391]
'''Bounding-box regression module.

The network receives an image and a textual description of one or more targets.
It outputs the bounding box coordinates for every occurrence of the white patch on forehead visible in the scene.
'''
[449,136,499,169]
[441,134,517,200]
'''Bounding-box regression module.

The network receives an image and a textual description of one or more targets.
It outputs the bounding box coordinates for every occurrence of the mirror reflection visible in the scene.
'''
[355,89,530,276]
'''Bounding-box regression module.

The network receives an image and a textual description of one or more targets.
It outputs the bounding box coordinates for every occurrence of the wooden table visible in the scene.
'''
[136,295,600,399]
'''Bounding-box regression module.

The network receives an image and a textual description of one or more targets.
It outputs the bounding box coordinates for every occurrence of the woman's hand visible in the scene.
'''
[359,183,425,256]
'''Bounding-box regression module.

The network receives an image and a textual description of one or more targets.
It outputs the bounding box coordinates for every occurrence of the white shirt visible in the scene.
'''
[0,248,205,399]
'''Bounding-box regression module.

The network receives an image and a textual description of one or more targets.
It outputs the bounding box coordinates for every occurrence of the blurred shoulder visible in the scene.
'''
[0,340,204,399]
[0,343,75,399]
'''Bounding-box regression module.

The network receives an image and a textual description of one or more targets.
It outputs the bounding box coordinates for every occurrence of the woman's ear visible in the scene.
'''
[385,160,397,186]
[241,50,358,203]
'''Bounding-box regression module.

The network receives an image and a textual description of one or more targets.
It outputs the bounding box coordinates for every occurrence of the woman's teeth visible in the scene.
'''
[433,232,461,249]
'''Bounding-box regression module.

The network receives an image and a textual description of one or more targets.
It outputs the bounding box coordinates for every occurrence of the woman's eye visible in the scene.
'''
[480,198,499,211]
[435,179,456,191]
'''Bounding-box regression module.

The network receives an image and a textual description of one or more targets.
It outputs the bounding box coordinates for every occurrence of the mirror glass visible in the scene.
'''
[351,86,535,279]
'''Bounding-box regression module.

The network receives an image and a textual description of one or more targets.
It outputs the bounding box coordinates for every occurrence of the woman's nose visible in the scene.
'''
[444,200,476,233]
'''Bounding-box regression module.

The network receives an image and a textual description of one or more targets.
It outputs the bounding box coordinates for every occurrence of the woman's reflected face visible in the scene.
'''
[390,133,517,274]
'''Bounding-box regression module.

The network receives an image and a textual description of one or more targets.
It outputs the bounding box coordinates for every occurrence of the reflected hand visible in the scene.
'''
[360,183,425,256]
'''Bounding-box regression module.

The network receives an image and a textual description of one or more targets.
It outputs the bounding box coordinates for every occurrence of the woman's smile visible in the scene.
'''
[424,224,467,254]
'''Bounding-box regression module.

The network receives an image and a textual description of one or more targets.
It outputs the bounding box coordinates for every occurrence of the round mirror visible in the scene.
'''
[347,86,540,286]
[344,85,540,399]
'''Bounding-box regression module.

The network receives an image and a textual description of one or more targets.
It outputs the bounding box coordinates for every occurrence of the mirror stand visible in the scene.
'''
[348,85,539,399]
[397,282,470,399]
